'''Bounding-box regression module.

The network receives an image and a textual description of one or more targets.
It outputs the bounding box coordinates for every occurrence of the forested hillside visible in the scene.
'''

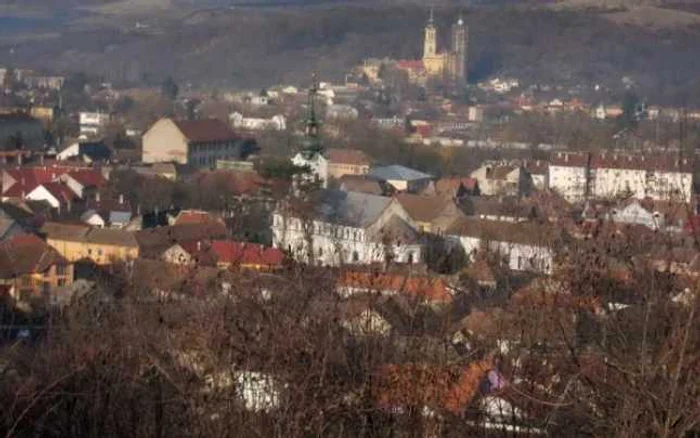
[0,3,700,103]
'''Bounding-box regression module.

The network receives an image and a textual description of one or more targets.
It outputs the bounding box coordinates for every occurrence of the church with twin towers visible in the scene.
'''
[421,9,469,84]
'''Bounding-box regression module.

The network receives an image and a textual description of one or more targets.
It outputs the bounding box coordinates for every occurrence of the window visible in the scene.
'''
[58,278,67,287]
[56,264,66,276]
[352,251,359,263]
[407,252,414,264]
[318,247,323,256]
[517,256,523,270]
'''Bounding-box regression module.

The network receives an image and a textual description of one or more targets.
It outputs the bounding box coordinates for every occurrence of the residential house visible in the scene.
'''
[142,118,258,168]
[433,177,480,199]
[395,193,465,234]
[470,163,531,197]
[57,141,112,163]
[2,166,106,203]
[610,198,689,232]
[0,234,73,302]
[460,196,537,223]
[272,190,422,266]
[136,222,228,259]
[337,271,454,305]
[164,240,285,271]
[25,182,77,211]
[447,218,557,274]
[42,222,140,265]
[368,165,433,193]
[549,151,693,203]
[326,148,371,180]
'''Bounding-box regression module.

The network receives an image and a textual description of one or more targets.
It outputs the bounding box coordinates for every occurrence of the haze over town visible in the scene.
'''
[0,0,698,436]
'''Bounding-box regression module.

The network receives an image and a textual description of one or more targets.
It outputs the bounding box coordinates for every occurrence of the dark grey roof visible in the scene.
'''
[317,190,392,228]
[368,165,432,182]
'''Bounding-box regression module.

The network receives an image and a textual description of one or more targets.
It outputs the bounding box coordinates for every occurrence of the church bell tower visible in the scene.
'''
[423,7,437,59]
[451,14,468,83]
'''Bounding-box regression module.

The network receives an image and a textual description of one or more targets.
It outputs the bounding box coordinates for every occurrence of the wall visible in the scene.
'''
[142,119,188,164]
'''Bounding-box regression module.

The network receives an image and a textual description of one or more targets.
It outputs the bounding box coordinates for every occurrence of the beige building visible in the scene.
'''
[42,222,140,265]
[142,118,257,168]
[327,148,371,180]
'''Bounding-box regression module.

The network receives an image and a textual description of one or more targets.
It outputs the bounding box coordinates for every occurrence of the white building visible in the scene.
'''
[470,163,531,197]
[79,112,110,137]
[292,150,329,189]
[549,151,693,203]
[229,112,286,131]
[447,218,555,274]
[272,190,423,266]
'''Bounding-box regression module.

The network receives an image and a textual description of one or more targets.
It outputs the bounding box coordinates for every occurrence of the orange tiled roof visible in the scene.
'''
[374,359,493,414]
[338,271,452,303]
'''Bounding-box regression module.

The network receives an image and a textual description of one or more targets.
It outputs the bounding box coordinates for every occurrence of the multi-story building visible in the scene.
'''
[326,148,371,180]
[549,151,693,203]
[272,190,423,266]
[79,112,110,137]
[142,118,257,168]
[446,218,556,274]
[42,222,140,265]
[0,234,73,302]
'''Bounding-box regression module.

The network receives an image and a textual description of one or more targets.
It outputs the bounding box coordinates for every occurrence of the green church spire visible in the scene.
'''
[301,73,323,155]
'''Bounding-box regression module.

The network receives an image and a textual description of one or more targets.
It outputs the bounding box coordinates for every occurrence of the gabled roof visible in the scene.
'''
[207,240,285,267]
[41,222,90,241]
[0,234,67,278]
[65,170,107,188]
[85,228,139,248]
[171,118,239,143]
[317,190,393,228]
[395,193,460,223]
[327,148,371,166]
[447,217,558,247]
[369,165,433,182]
[339,175,385,196]
[39,182,77,203]
[338,271,453,304]
[172,210,225,227]
[374,359,494,414]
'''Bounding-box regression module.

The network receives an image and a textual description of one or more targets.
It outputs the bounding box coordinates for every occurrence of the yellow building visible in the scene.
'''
[395,10,468,85]
[42,222,140,265]
[0,234,74,303]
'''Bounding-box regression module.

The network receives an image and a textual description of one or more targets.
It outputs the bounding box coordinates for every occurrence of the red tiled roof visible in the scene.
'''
[40,182,77,203]
[172,118,239,143]
[327,148,371,166]
[0,233,67,278]
[209,240,285,267]
[173,210,225,227]
[66,170,106,188]
[396,60,425,71]
[374,359,493,414]
[338,272,452,304]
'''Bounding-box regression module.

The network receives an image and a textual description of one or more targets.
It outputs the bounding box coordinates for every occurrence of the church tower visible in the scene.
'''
[423,8,437,59]
[451,14,468,83]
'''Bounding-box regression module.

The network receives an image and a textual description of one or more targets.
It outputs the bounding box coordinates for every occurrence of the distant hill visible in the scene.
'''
[0,3,699,105]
